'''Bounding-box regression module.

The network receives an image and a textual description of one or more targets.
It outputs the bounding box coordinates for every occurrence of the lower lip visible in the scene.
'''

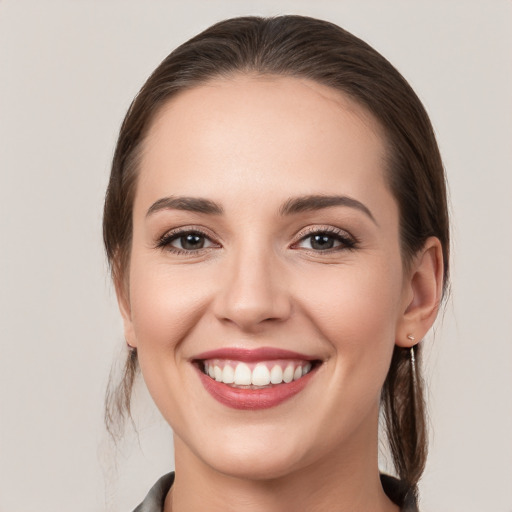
[195,365,317,410]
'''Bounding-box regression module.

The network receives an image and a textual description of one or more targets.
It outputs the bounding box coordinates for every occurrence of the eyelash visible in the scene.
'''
[156,227,217,255]
[291,226,357,253]
[156,226,357,255]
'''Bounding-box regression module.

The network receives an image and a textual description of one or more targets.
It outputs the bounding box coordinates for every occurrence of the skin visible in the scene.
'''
[118,75,443,511]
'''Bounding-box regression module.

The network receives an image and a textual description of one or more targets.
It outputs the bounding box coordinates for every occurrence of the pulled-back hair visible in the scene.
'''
[103,15,449,496]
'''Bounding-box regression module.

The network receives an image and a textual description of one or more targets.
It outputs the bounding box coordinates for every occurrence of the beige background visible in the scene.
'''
[0,1,511,511]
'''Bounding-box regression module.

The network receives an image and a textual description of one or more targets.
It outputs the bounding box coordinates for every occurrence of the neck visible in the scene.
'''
[165,412,398,512]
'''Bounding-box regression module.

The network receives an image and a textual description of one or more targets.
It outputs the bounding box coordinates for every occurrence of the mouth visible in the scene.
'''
[192,347,322,410]
[198,359,317,388]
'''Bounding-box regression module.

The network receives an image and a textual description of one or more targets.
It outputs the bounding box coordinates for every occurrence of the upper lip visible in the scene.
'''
[192,347,318,362]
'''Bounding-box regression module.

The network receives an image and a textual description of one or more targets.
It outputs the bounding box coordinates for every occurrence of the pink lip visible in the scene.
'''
[193,346,316,362]
[192,347,320,410]
[195,367,317,410]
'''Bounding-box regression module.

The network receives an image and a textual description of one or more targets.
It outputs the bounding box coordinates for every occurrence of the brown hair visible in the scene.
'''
[103,15,449,495]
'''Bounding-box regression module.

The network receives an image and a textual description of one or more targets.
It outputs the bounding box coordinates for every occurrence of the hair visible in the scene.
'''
[103,14,449,497]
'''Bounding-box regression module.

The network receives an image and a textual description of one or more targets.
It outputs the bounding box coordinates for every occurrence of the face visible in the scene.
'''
[121,75,412,480]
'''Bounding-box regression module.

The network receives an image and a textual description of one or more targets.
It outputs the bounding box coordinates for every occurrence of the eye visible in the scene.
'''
[157,229,218,253]
[294,229,356,252]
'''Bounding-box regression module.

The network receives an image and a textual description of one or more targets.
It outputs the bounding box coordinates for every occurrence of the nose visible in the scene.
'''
[212,245,292,332]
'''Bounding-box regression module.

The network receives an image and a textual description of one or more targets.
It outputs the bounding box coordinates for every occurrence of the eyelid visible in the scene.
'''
[293,225,354,241]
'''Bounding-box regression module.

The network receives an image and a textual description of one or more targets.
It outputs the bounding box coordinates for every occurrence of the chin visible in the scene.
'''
[186,425,313,482]
[208,449,306,482]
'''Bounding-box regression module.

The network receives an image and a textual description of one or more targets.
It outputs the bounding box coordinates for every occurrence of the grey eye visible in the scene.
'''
[168,232,215,251]
[309,234,336,250]
[295,229,356,252]
[176,233,205,250]
[298,233,343,251]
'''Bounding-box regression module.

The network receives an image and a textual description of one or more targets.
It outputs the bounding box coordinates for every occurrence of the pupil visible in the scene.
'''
[311,234,334,250]
[182,233,204,250]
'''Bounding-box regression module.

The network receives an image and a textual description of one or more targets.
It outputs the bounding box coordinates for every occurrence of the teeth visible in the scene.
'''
[222,364,235,384]
[202,359,315,387]
[251,364,271,386]
[270,365,283,384]
[283,365,294,383]
[233,362,252,385]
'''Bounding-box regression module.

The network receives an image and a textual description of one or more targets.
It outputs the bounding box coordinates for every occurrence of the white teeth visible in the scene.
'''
[283,365,294,383]
[233,362,252,385]
[270,365,283,384]
[203,359,316,386]
[222,364,235,384]
[252,364,271,386]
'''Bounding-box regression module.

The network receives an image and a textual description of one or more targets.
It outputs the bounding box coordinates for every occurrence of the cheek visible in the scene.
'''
[128,258,211,354]
[126,258,216,422]
[294,257,403,375]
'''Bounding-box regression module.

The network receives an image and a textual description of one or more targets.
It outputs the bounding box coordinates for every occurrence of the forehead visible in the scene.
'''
[136,75,391,212]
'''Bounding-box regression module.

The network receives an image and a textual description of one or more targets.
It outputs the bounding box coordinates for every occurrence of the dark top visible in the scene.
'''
[132,472,419,511]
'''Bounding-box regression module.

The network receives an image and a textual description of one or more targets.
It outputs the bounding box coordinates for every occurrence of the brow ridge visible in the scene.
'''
[146,196,224,217]
[146,194,376,224]
[279,194,377,224]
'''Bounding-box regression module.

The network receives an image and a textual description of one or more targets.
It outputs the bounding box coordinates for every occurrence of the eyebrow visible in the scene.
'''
[146,196,224,217]
[279,194,377,224]
[146,194,376,224]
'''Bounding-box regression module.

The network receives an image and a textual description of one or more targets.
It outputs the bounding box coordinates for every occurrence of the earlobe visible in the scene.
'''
[114,272,138,348]
[396,237,444,347]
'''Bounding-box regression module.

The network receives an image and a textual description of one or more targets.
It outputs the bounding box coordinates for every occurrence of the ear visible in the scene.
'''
[396,236,444,348]
[114,271,138,349]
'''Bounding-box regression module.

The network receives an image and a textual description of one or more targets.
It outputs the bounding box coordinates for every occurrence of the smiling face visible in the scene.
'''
[120,75,413,480]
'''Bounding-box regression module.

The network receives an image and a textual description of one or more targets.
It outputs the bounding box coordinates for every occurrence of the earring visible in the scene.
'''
[408,335,417,385]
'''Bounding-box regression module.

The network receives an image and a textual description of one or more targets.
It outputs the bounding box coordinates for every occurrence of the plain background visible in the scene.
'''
[0,1,511,511]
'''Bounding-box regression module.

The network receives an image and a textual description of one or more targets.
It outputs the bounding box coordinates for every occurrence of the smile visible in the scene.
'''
[202,359,313,388]
[192,347,321,410]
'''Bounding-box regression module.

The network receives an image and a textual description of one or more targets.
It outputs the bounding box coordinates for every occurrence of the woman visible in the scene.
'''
[103,15,448,512]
